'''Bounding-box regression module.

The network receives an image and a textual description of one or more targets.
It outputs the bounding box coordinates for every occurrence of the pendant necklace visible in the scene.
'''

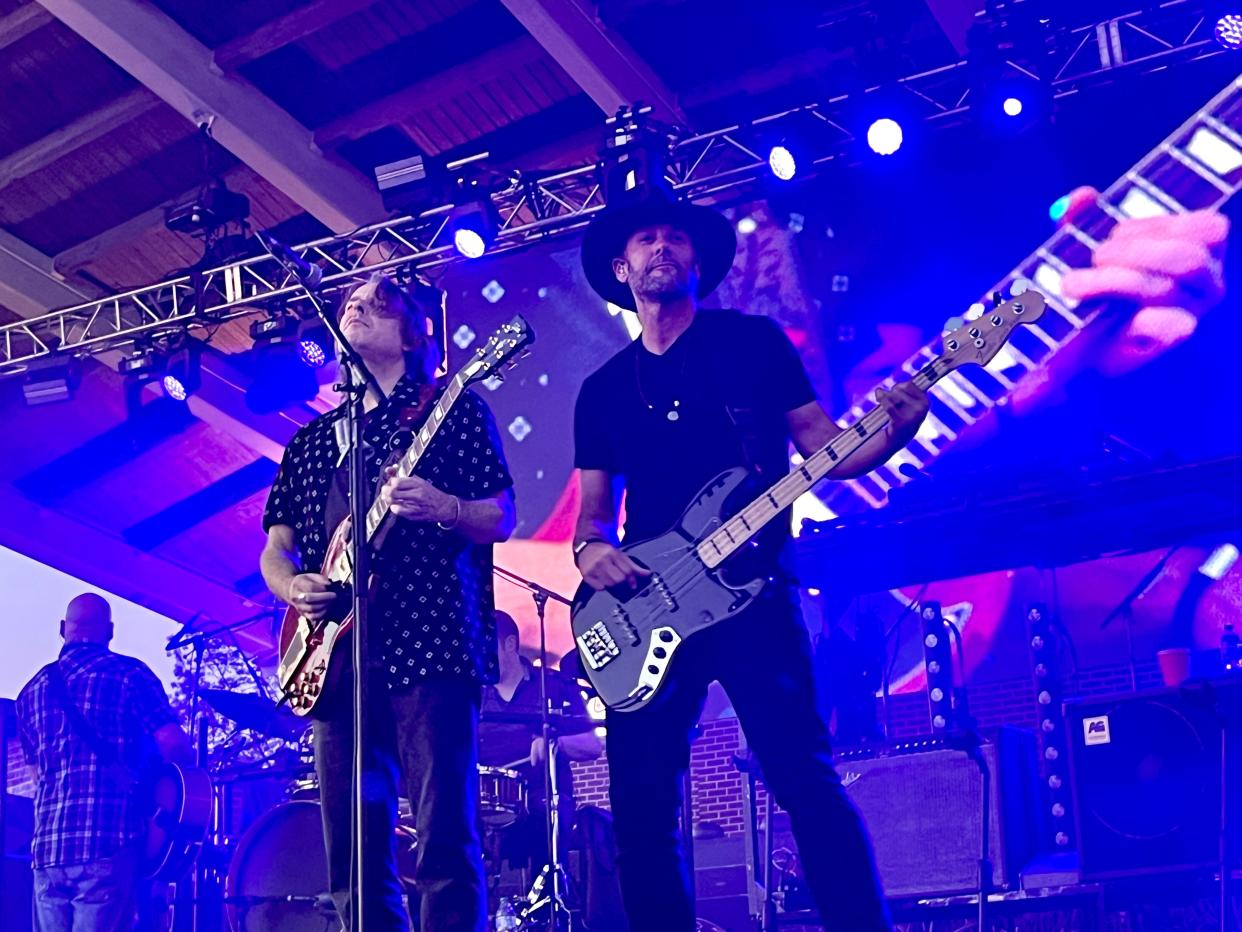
[635,337,689,422]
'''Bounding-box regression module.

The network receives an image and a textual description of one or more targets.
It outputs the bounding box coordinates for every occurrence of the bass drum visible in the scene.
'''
[226,800,339,932]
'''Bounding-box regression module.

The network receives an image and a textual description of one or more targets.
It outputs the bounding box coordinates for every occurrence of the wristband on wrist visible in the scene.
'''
[437,495,462,531]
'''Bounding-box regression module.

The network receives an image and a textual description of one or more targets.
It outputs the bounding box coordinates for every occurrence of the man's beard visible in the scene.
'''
[635,266,694,302]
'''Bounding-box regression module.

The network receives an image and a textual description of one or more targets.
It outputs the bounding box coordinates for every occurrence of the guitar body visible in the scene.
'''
[277,517,359,717]
[142,763,213,881]
[571,467,767,711]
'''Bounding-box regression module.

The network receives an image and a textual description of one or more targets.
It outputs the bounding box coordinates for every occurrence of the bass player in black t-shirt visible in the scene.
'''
[571,190,929,932]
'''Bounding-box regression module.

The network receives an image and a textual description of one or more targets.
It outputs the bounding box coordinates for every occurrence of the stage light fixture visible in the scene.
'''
[768,144,797,181]
[1216,12,1242,49]
[447,202,497,260]
[161,340,201,402]
[21,354,80,406]
[866,118,904,156]
[1003,96,1024,117]
[249,311,300,347]
[374,154,449,214]
[118,341,168,386]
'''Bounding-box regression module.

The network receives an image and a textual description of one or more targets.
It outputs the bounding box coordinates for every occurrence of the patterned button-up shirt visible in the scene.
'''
[263,376,514,688]
[16,642,178,868]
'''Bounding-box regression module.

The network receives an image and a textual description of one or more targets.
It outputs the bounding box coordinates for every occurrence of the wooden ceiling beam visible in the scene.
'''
[0,483,274,649]
[0,3,53,53]
[498,0,688,124]
[36,0,383,233]
[314,36,547,148]
[0,88,161,190]
[0,227,94,319]
[211,0,382,72]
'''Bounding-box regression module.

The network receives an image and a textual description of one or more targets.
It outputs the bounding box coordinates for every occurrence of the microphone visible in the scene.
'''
[256,231,323,289]
[166,611,206,650]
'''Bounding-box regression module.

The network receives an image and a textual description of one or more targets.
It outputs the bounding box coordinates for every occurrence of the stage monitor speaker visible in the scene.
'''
[1065,680,1241,880]
[837,727,1041,899]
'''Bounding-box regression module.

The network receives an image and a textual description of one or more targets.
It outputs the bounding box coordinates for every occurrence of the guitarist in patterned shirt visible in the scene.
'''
[260,274,516,932]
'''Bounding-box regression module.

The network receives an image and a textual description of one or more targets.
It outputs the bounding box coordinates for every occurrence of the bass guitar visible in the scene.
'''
[571,294,1046,711]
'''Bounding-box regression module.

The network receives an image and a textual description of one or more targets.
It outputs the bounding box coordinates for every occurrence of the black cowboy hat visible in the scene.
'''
[581,189,737,310]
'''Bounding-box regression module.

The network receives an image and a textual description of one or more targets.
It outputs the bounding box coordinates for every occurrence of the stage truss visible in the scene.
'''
[0,0,1227,374]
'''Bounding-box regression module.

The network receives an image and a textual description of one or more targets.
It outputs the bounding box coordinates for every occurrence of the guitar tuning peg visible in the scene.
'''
[991,291,1004,308]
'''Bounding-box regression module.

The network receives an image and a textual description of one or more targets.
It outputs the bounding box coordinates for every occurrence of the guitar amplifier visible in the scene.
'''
[837,728,1042,899]
[1065,681,1241,880]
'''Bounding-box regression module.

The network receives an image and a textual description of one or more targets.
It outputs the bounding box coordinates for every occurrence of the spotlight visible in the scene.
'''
[22,354,80,406]
[160,340,201,402]
[768,145,797,181]
[1002,96,1023,117]
[298,337,328,369]
[866,118,904,156]
[446,201,497,260]
[453,226,487,259]
[374,154,448,214]
[1216,13,1242,49]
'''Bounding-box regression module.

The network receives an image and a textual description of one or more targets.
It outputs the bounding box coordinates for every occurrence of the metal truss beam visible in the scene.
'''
[1,1,1225,374]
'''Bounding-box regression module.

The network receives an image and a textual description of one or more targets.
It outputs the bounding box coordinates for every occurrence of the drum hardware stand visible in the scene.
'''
[260,232,387,932]
[494,565,577,930]
[165,609,275,932]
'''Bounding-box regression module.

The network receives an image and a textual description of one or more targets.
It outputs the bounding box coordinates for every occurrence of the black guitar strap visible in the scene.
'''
[45,661,136,789]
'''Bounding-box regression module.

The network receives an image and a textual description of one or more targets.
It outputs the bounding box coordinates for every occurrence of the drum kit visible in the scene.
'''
[194,674,596,931]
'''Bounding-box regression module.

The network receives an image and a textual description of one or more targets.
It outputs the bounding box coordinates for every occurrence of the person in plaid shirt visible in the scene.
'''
[16,593,192,932]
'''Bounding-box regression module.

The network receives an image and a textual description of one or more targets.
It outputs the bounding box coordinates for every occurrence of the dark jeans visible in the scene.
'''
[313,676,485,932]
[605,591,890,932]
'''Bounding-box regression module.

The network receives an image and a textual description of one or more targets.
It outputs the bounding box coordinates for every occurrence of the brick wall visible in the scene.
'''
[571,659,1166,835]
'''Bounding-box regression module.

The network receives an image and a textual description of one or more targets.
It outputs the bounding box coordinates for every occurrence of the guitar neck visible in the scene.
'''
[822,76,1242,517]
[362,373,466,543]
[698,75,1242,567]
[697,344,950,568]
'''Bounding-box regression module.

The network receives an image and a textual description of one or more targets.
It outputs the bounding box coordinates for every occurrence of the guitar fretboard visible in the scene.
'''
[821,76,1242,517]
[362,373,466,543]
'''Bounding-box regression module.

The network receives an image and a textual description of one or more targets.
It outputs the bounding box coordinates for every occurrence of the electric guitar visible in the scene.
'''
[277,316,535,716]
[141,762,213,881]
[572,294,1046,710]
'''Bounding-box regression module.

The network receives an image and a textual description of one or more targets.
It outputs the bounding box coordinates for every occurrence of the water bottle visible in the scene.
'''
[495,897,521,932]
[1223,622,1242,674]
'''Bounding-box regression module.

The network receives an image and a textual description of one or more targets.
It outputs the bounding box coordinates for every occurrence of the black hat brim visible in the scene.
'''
[581,198,737,311]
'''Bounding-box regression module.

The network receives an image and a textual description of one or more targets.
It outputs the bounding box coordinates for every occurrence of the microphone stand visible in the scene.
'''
[493,565,575,931]
[1100,546,1180,691]
[259,234,385,932]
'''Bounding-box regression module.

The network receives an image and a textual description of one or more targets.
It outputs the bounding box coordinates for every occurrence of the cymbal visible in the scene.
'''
[201,689,306,740]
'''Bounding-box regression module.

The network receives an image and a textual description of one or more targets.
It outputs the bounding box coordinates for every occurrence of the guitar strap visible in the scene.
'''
[45,660,137,790]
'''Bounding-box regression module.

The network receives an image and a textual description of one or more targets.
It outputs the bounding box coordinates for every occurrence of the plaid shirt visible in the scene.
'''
[16,642,178,868]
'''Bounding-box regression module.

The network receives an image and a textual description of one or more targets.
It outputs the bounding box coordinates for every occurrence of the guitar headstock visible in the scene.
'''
[939,292,1046,372]
[461,315,535,386]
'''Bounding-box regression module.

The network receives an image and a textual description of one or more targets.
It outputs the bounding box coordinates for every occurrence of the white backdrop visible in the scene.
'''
[0,544,179,700]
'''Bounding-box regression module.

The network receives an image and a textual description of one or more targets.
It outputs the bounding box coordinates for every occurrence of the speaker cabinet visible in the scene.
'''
[837,728,1041,899]
[1065,681,1241,880]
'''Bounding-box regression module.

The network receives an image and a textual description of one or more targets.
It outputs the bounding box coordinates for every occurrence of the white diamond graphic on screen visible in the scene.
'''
[537,287,549,299]
[483,375,504,392]
[536,469,545,480]
[831,274,849,292]
[508,416,532,442]
[453,325,476,349]
[538,373,549,387]
[482,280,505,304]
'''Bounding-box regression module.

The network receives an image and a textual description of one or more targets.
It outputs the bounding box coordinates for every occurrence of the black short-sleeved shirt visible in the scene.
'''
[574,309,816,549]
[263,376,514,688]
